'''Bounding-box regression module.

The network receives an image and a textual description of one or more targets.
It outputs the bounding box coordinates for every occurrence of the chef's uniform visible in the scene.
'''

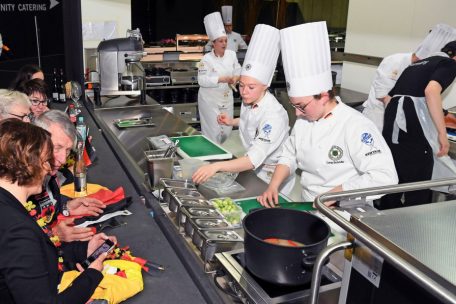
[204,6,247,53]
[382,52,456,209]
[362,53,412,131]
[279,21,398,202]
[236,24,295,194]
[362,24,456,132]
[198,12,241,143]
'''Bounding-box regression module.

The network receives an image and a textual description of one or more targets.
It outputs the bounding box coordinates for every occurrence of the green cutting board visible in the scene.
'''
[171,135,232,160]
[235,195,315,213]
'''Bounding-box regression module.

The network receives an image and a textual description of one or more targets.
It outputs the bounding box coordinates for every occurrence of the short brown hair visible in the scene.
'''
[0,119,54,186]
[313,89,335,100]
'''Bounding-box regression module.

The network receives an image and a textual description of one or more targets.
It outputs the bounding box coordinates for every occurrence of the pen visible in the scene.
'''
[147,261,165,271]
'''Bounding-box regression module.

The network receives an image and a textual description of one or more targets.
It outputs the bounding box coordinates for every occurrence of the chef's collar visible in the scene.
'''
[248,91,268,109]
[318,99,339,121]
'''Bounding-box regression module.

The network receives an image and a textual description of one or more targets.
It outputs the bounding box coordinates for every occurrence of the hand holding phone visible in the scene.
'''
[81,239,115,269]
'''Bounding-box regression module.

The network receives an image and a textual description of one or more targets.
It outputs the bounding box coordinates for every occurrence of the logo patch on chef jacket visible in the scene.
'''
[361,132,382,156]
[258,124,272,142]
[245,63,252,71]
[328,145,344,163]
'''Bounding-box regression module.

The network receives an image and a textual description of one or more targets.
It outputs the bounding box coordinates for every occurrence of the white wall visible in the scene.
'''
[342,0,456,108]
[81,0,131,48]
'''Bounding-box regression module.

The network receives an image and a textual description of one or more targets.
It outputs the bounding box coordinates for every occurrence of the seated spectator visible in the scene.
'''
[17,78,50,117]
[0,89,32,122]
[33,110,106,242]
[9,64,44,90]
[0,118,113,303]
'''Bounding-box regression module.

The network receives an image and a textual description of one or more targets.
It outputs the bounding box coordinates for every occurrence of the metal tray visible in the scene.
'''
[160,178,196,189]
[114,117,155,129]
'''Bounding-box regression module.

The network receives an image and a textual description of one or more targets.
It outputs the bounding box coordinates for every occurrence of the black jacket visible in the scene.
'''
[0,187,103,304]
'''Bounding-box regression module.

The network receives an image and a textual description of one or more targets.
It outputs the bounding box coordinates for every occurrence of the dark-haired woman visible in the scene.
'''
[17,78,50,118]
[0,119,114,304]
[9,64,44,90]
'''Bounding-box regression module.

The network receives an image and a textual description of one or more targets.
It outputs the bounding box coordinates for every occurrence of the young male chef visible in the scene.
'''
[204,6,248,53]
[258,21,398,207]
[193,24,295,195]
[363,23,456,131]
[198,12,241,143]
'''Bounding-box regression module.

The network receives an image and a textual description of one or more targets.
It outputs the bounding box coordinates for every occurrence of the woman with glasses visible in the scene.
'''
[0,119,114,304]
[193,24,295,195]
[0,89,33,122]
[258,22,398,208]
[17,78,50,117]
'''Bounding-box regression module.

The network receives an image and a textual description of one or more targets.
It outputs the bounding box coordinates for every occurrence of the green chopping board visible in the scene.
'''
[171,135,232,160]
[235,195,315,214]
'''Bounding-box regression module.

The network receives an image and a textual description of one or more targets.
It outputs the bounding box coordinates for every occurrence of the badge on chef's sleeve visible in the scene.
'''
[198,61,207,74]
[361,132,382,156]
[258,123,272,142]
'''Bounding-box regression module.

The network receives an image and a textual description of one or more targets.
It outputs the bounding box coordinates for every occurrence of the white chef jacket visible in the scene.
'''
[204,31,248,53]
[197,49,241,143]
[239,91,295,194]
[278,101,398,201]
[362,53,412,131]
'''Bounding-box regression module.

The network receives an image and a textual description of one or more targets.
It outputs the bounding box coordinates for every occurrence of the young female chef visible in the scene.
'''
[258,21,398,207]
[198,12,241,143]
[192,24,295,195]
[380,40,456,209]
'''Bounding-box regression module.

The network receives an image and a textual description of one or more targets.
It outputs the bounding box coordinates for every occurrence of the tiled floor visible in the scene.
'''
[221,130,302,201]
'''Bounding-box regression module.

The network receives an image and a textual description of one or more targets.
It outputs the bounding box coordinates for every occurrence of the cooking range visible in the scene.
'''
[215,249,342,304]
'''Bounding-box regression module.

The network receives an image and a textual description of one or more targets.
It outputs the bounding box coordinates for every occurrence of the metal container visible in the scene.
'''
[199,230,244,262]
[192,228,241,249]
[174,198,211,221]
[160,178,196,189]
[144,150,174,189]
[182,207,223,237]
[165,188,205,213]
[120,75,141,91]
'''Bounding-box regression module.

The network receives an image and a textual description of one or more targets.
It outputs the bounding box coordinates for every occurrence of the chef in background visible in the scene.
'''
[363,23,456,131]
[380,40,456,209]
[198,12,241,143]
[258,21,398,207]
[204,6,248,53]
[193,24,295,195]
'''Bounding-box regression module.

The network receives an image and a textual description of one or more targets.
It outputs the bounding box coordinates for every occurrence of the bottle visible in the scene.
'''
[52,68,59,102]
[59,68,66,103]
[76,116,87,143]
[68,104,77,125]
[74,142,87,198]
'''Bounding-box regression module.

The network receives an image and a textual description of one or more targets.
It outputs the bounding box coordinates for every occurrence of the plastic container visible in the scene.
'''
[209,197,244,227]
[178,158,209,179]
[145,149,174,188]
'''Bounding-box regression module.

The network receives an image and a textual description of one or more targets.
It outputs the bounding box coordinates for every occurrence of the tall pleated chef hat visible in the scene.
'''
[280,21,332,97]
[221,6,233,25]
[204,12,226,41]
[415,23,456,59]
[241,24,280,86]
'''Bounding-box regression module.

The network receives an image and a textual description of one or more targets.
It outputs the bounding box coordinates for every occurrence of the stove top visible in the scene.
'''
[216,249,342,304]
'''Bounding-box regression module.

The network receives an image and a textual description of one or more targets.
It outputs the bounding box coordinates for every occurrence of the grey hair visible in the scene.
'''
[33,109,77,143]
[0,89,31,118]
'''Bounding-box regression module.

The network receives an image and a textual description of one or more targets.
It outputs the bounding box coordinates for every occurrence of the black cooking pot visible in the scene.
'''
[243,208,330,286]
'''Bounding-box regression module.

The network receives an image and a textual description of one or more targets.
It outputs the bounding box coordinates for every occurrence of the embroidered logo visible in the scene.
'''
[245,63,252,71]
[328,145,343,161]
[361,132,382,156]
[258,124,272,142]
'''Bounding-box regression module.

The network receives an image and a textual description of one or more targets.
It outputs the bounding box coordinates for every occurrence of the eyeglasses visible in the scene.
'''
[7,112,34,122]
[30,98,49,106]
[290,98,314,113]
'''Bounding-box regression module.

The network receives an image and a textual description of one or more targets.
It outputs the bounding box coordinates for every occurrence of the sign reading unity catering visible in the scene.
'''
[0,0,60,13]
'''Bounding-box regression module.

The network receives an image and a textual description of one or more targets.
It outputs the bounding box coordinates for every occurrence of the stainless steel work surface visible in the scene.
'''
[352,201,456,290]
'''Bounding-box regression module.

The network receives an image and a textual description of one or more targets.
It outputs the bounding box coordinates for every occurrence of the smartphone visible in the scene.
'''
[81,239,115,269]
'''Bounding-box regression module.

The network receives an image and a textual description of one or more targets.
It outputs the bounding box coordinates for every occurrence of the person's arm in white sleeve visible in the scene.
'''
[341,121,398,191]
[373,56,398,101]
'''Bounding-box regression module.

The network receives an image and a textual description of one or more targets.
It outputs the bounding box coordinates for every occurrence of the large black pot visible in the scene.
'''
[243,208,330,286]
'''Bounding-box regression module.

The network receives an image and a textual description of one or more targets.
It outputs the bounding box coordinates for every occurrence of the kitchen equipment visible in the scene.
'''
[114,117,155,128]
[146,135,173,150]
[164,187,206,214]
[215,249,342,304]
[183,209,227,237]
[171,135,232,160]
[97,35,145,97]
[176,199,213,227]
[243,208,331,286]
[193,229,243,262]
[235,195,315,214]
[159,178,196,189]
[144,149,174,188]
[178,158,208,179]
[170,69,198,85]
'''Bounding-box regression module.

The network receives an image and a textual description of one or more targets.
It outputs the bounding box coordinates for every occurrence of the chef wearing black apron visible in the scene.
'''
[380,41,456,209]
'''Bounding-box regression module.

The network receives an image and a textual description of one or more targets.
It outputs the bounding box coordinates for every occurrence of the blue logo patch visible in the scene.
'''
[361,133,374,146]
[262,124,272,135]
